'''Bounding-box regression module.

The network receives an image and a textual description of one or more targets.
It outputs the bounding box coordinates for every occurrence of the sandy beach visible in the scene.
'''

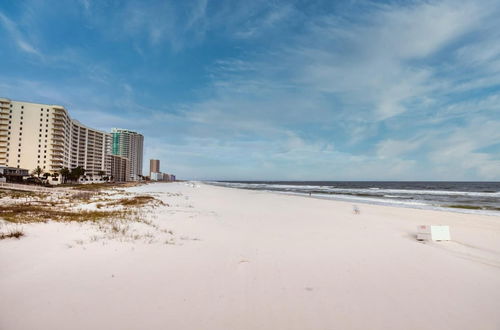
[1,182,500,330]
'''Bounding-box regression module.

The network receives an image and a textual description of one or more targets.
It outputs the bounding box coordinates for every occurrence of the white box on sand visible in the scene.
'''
[417,225,450,241]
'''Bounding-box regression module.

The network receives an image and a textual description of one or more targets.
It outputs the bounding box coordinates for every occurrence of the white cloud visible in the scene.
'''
[0,11,41,57]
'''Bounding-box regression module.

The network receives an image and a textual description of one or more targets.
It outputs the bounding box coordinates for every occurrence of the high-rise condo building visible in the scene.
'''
[0,98,110,181]
[150,159,160,177]
[111,128,144,181]
[106,154,130,182]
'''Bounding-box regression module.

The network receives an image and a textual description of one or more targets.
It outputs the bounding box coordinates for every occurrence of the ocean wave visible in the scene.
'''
[212,182,500,198]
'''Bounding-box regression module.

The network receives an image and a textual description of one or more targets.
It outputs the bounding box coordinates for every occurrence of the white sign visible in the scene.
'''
[417,225,450,241]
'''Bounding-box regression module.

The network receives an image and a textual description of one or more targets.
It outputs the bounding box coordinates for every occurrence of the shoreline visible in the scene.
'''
[205,181,500,217]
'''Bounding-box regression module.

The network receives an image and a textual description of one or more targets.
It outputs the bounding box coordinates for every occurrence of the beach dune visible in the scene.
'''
[1,182,499,330]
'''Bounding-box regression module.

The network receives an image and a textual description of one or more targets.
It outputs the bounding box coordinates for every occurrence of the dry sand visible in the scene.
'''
[1,182,500,330]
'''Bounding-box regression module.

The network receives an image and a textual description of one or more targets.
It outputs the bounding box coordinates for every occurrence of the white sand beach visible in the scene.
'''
[1,182,500,330]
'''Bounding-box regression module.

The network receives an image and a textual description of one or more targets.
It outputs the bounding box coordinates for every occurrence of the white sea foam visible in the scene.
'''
[211,182,500,198]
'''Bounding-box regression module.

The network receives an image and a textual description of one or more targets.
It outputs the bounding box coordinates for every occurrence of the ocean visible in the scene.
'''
[207,181,500,216]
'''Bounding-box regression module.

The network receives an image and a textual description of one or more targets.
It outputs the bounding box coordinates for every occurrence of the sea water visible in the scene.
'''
[207,181,500,216]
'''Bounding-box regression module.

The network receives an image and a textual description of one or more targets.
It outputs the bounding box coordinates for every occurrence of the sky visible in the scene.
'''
[0,0,499,181]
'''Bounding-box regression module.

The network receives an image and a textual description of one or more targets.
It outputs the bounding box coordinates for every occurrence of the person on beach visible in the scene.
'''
[353,205,360,214]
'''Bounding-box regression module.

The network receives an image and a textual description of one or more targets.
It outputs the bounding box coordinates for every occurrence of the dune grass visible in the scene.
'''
[0,203,129,223]
[110,195,164,207]
[0,228,24,240]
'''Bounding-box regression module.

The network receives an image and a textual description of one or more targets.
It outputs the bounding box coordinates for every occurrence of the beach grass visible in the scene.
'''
[0,228,24,240]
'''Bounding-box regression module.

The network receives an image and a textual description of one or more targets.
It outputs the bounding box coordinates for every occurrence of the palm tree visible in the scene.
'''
[32,166,43,178]
[70,166,86,183]
[59,168,70,184]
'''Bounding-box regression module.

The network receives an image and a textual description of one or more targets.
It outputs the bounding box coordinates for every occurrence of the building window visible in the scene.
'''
[21,106,24,109]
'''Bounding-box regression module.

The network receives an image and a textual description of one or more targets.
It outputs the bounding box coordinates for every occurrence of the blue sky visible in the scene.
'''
[1,0,499,180]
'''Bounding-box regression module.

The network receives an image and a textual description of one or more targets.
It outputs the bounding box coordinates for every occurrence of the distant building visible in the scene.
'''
[106,154,130,182]
[111,128,144,181]
[0,166,29,183]
[160,173,176,182]
[150,159,160,177]
[150,172,162,181]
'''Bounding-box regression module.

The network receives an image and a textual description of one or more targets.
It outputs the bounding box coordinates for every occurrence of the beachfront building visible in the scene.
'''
[0,98,111,183]
[150,171,162,181]
[69,120,111,182]
[106,154,130,182]
[0,166,29,183]
[111,128,144,181]
[150,159,160,177]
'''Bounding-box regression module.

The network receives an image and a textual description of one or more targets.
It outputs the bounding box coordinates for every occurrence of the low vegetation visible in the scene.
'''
[0,187,172,244]
[0,228,24,240]
[67,181,144,192]
[110,195,165,207]
[0,203,128,223]
[0,189,47,200]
